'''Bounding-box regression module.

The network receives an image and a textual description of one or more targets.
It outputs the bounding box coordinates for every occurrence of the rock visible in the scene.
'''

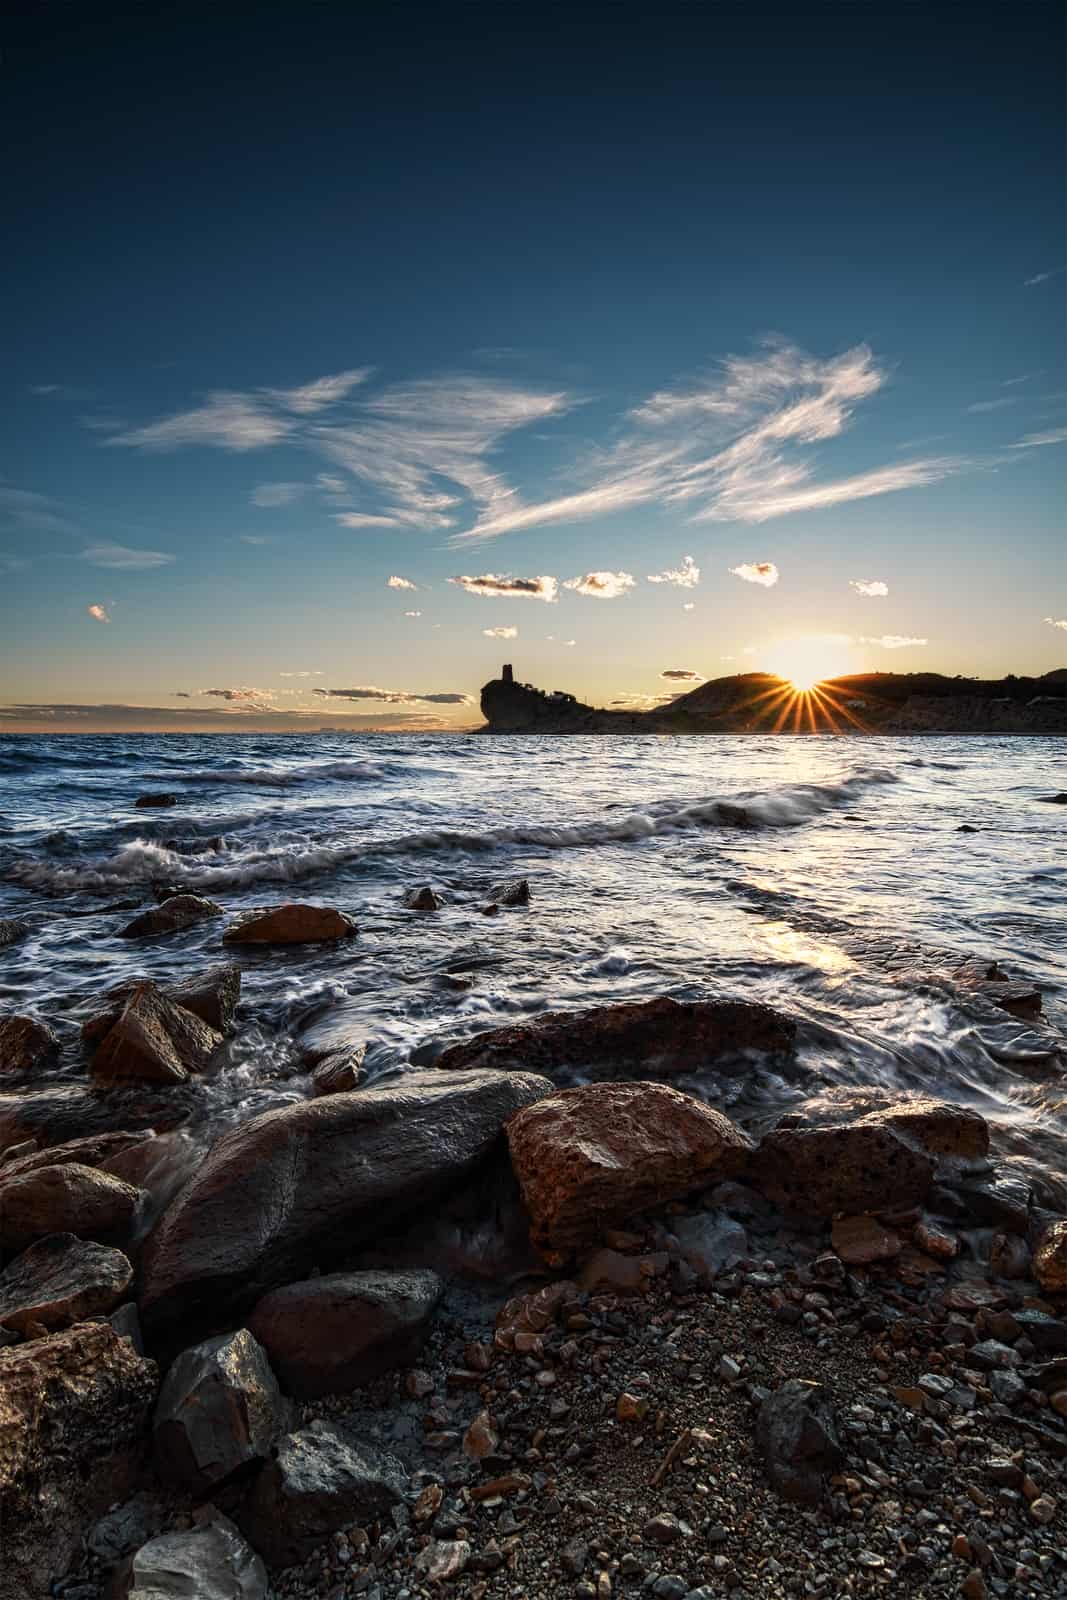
[108,1301,146,1353]
[990,1232,1032,1278]
[236,1419,405,1569]
[416,1539,472,1581]
[91,983,221,1085]
[642,1513,684,1545]
[775,1088,989,1159]
[831,1215,902,1265]
[0,1014,60,1075]
[120,894,225,939]
[1034,1219,1067,1292]
[247,1268,442,1399]
[915,1218,959,1259]
[0,1321,157,1595]
[162,834,226,854]
[577,1248,646,1294]
[669,1211,748,1279]
[405,885,445,911]
[140,1068,551,1351]
[0,1162,143,1251]
[0,1233,133,1333]
[87,1490,163,1564]
[488,877,531,906]
[0,1082,195,1156]
[153,1328,288,1495]
[505,1081,752,1254]
[463,1408,498,1459]
[0,1129,154,1181]
[222,903,358,944]
[83,966,242,1045]
[309,1047,365,1096]
[430,994,797,1081]
[135,792,178,807]
[127,1517,268,1599]
[0,919,29,948]
[755,1379,845,1505]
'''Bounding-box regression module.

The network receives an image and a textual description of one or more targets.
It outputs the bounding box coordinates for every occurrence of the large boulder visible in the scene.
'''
[780,1088,989,1160]
[505,1082,753,1254]
[120,894,224,939]
[1035,1220,1067,1293]
[127,1518,267,1600]
[248,1268,443,1398]
[0,1082,196,1156]
[236,1420,405,1569]
[0,1014,59,1075]
[91,983,221,1085]
[153,1329,288,1495]
[0,1321,158,1598]
[222,904,357,944]
[0,1162,143,1251]
[429,995,797,1083]
[83,965,241,1045]
[756,1379,844,1505]
[0,1234,134,1334]
[140,1069,551,1351]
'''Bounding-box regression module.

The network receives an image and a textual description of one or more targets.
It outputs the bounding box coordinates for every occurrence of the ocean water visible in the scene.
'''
[1,731,1065,1218]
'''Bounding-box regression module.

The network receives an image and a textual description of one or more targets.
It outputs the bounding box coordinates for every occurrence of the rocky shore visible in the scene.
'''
[1,893,1065,1600]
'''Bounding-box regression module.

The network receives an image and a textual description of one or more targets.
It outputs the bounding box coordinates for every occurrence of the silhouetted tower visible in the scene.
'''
[502,663,514,684]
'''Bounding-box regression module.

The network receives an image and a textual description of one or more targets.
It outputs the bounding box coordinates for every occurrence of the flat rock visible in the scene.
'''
[83,966,241,1044]
[1035,1219,1067,1293]
[248,1268,443,1398]
[91,983,221,1085]
[236,1419,405,1569]
[777,1087,989,1160]
[752,1121,936,1217]
[153,1329,288,1495]
[0,1161,143,1251]
[0,1014,60,1075]
[120,894,224,939]
[430,994,797,1083]
[222,903,358,944]
[135,793,178,807]
[506,1081,753,1254]
[128,1518,267,1599]
[831,1214,902,1265]
[0,1233,134,1333]
[140,1068,551,1351]
[755,1379,845,1505]
[0,1129,154,1180]
[0,1321,158,1595]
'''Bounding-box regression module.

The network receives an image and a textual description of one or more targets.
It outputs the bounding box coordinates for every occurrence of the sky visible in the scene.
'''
[2,2,1065,732]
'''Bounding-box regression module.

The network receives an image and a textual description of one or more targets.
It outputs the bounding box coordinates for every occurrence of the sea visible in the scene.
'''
[2,731,1065,1235]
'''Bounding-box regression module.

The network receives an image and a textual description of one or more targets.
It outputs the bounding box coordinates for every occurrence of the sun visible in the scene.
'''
[770,635,854,693]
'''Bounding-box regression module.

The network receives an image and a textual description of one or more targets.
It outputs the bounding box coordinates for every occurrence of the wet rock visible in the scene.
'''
[127,1517,268,1599]
[0,1082,195,1155]
[405,885,445,911]
[0,1129,155,1181]
[135,792,178,807]
[0,919,29,948]
[0,1161,143,1251]
[1013,1309,1067,1354]
[108,1301,146,1352]
[831,1215,902,1265]
[0,1014,60,1075]
[947,1170,1032,1233]
[140,1068,551,1351]
[162,834,226,854]
[247,1267,442,1398]
[669,1211,748,1280]
[309,1047,366,1096]
[222,903,358,944]
[153,1328,288,1495]
[91,983,221,1085]
[755,1379,845,1505]
[1034,1219,1067,1292]
[0,1321,157,1595]
[83,966,242,1045]
[236,1420,405,1569]
[488,877,531,906]
[120,894,224,939]
[506,1081,752,1254]
[777,1088,989,1161]
[914,1218,959,1259]
[431,994,797,1082]
[0,1233,133,1333]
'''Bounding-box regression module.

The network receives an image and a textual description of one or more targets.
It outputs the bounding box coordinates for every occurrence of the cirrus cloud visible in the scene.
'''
[82,542,175,570]
[450,573,559,602]
[563,570,635,599]
[729,561,779,587]
[860,635,928,649]
[313,685,472,705]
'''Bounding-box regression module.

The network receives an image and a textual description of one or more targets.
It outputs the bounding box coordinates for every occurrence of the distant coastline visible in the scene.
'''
[478,663,1067,735]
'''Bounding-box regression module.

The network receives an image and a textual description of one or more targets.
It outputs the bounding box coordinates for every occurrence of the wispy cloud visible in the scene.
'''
[387,574,418,590]
[1043,616,1067,632]
[647,554,699,588]
[563,570,635,599]
[278,670,322,678]
[860,635,928,649]
[660,669,703,681]
[450,573,559,602]
[849,578,889,597]
[202,686,275,709]
[967,397,1017,414]
[0,487,79,535]
[483,625,518,639]
[335,512,403,528]
[404,609,422,618]
[240,534,274,546]
[682,601,695,611]
[82,541,175,570]
[266,368,372,414]
[729,561,779,587]
[1011,426,1067,449]
[313,685,472,705]
[1024,267,1064,286]
[109,393,295,452]
[86,603,110,623]
[251,481,304,507]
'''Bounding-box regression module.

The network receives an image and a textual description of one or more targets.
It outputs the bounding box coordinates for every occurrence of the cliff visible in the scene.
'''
[479,667,1067,735]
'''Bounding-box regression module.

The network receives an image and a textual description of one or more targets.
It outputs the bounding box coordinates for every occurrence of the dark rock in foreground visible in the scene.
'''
[0,1013,60,1075]
[756,1379,845,1504]
[153,1329,288,1495]
[248,1268,443,1398]
[0,1233,134,1333]
[222,903,358,944]
[429,994,797,1083]
[140,1068,551,1351]
[0,1321,158,1596]
[126,1518,267,1600]
[120,893,224,939]
[0,1160,143,1251]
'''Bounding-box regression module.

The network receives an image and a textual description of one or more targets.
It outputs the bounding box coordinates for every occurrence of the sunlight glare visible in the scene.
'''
[771,635,854,693]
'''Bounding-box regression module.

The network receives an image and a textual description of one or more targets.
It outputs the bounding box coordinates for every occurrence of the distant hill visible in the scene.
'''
[479,664,1067,735]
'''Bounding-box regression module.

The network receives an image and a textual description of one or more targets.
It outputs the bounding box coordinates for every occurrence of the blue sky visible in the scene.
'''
[2,3,1064,730]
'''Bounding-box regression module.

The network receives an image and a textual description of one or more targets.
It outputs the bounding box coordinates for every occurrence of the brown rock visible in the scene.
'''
[404,886,444,911]
[0,1162,143,1251]
[91,983,221,1085]
[831,1215,902,1265]
[1034,1219,1067,1293]
[506,1081,752,1253]
[488,877,531,906]
[222,903,357,944]
[0,1321,158,1597]
[0,1233,133,1335]
[0,1014,59,1075]
[494,1280,577,1350]
[431,994,797,1083]
[120,894,224,939]
[915,1218,960,1259]
[0,1130,154,1181]
[153,1328,288,1495]
[82,966,241,1045]
[310,1048,365,1096]
[577,1248,644,1294]
[463,1409,498,1460]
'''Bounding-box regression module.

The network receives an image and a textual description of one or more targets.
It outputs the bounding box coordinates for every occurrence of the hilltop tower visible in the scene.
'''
[502,663,514,684]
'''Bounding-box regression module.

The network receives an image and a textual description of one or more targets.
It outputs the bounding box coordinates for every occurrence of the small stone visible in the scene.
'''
[831,1215,902,1265]
[642,1513,684,1546]
[961,1572,988,1600]
[463,1410,498,1461]
[415,1539,471,1580]
[915,1219,959,1259]
[1029,1494,1056,1525]
[617,1391,648,1421]
[561,1536,588,1576]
